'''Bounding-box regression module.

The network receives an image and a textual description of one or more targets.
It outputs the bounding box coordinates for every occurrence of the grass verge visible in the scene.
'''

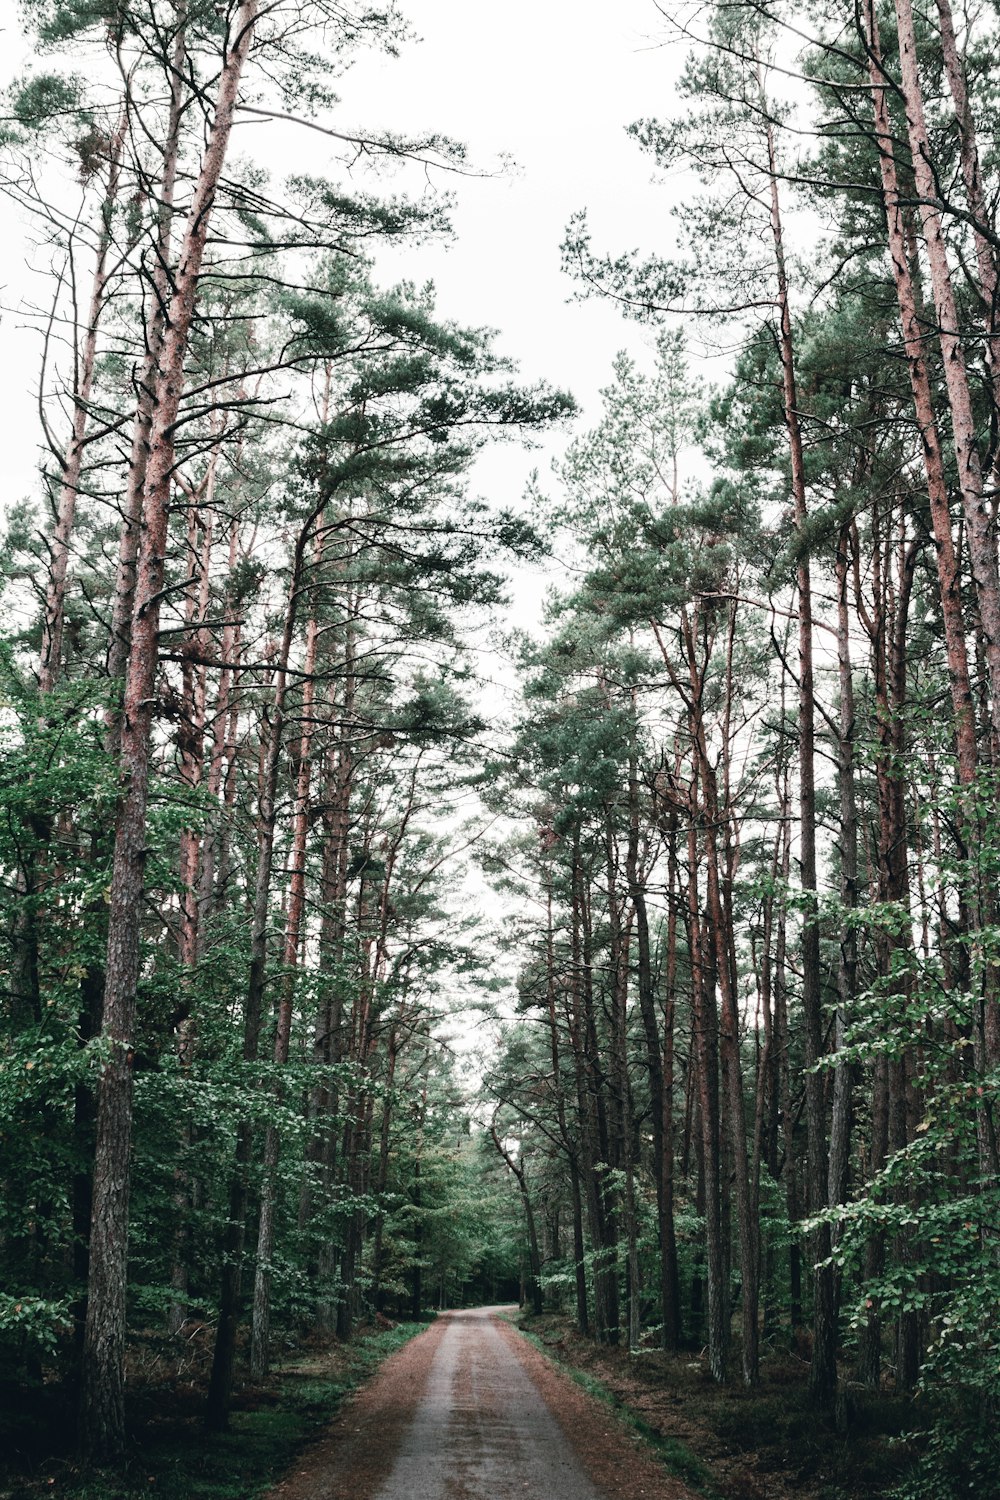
[1,1320,428,1500]
[513,1319,722,1500]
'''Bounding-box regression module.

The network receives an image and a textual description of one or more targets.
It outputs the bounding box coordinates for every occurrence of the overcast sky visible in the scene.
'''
[1,0,695,638]
[328,0,690,556]
[0,0,703,1034]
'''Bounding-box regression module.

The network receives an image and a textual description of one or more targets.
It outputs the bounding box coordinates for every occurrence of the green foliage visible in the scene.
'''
[0,1321,428,1500]
[796,766,1000,1493]
[0,1293,71,1356]
[891,1415,1000,1500]
[3,71,83,142]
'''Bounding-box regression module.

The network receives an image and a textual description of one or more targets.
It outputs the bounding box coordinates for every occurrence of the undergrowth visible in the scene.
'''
[514,1312,920,1500]
[0,1320,428,1500]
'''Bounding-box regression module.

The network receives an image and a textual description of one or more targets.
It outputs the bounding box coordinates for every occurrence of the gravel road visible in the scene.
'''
[267,1308,698,1500]
[371,1307,603,1500]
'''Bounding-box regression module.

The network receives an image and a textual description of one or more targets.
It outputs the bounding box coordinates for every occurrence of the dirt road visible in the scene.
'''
[267,1308,697,1500]
[369,1307,601,1500]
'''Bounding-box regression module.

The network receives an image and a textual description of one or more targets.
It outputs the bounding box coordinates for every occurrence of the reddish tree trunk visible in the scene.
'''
[762,104,836,1403]
[890,0,1000,744]
[106,5,189,697]
[81,4,259,1455]
[686,812,727,1381]
[251,540,324,1378]
[864,0,979,789]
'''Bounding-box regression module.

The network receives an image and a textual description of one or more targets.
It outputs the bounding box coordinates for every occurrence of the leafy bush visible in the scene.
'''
[0,1292,71,1356]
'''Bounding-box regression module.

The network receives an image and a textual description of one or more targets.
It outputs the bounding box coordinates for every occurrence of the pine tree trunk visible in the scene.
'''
[773,760,801,1337]
[864,0,979,789]
[543,864,589,1333]
[81,6,258,1455]
[250,533,323,1379]
[687,815,727,1381]
[688,609,759,1386]
[491,1126,544,1317]
[40,112,126,695]
[627,735,679,1350]
[829,521,858,1221]
[890,0,1000,742]
[660,813,681,1350]
[604,807,639,1350]
[932,0,1000,462]
[569,829,618,1344]
[207,493,322,1423]
[106,6,189,699]
[761,107,836,1403]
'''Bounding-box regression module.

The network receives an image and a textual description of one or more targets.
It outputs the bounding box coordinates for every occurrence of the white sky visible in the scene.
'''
[328,0,697,686]
[0,1,814,1056]
[0,0,693,631]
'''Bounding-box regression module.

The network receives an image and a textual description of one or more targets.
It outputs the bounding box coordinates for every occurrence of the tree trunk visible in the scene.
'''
[889,0,1000,743]
[543,861,589,1334]
[829,521,858,1221]
[106,3,189,699]
[688,608,759,1386]
[864,0,979,791]
[762,106,836,1403]
[491,1125,544,1317]
[687,814,727,1381]
[604,807,639,1350]
[40,112,126,694]
[207,491,323,1425]
[81,4,258,1456]
[250,530,323,1378]
[627,732,680,1350]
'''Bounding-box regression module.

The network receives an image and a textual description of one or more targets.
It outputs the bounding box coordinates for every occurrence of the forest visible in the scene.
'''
[1,0,999,1496]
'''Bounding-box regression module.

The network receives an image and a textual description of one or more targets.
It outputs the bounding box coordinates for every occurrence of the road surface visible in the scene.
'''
[267,1307,697,1500]
[371,1307,602,1500]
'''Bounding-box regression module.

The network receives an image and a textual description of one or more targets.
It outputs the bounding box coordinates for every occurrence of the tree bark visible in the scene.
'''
[686,812,727,1381]
[889,0,1000,744]
[106,2,189,699]
[864,0,979,790]
[762,105,836,1404]
[491,1123,544,1317]
[207,488,323,1424]
[250,529,323,1378]
[81,2,258,1456]
[40,112,126,694]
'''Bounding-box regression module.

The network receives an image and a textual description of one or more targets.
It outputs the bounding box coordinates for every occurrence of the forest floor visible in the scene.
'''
[265,1305,704,1500]
[1,1309,919,1500]
[0,1319,427,1500]
[515,1312,917,1500]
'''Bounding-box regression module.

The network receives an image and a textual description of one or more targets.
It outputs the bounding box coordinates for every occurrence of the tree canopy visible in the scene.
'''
[3,0,1000,1495]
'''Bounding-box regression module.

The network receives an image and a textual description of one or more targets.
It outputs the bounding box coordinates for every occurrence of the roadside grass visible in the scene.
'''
[0,1320,428,1500]
[512,1312,915,1500]
[513,1319,722,1499]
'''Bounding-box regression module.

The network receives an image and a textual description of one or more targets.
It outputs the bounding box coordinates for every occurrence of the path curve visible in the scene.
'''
[267,1307,698,1500]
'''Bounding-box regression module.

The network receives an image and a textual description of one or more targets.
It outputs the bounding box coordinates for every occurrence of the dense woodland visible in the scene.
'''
[2,0,1000,1495]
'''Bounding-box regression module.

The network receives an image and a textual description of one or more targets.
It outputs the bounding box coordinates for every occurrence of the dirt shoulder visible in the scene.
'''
[264,1314,450,1500]
[492,1313,700,1500]
[512,1314,911,1500]
[265,1308,702,1500]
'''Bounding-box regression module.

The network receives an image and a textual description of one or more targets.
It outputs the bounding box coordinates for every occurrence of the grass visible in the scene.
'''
[511,1313,922,1500]
[0,1320,428,1500]
[513,1320,722,1499]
